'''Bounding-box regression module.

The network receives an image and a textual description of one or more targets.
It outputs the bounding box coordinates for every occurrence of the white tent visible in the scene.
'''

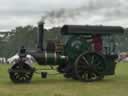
[7,54,34,65]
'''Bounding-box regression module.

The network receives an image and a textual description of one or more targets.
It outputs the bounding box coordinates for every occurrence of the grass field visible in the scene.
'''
[0,62,128,96]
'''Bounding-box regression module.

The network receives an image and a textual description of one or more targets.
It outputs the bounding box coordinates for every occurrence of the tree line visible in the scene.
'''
[0,25,127,58]
[0,25,61,58]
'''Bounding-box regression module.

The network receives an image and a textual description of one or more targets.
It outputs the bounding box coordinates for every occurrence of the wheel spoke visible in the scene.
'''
[91,73,97,80]
[81,56,89,65]
[91,56,95,65]
[81,71,87,80]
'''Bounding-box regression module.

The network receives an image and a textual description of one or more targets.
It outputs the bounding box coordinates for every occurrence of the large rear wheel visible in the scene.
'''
[74,52,105,82]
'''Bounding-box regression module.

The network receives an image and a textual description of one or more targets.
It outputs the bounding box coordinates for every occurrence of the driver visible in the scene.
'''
[92,34,103,53]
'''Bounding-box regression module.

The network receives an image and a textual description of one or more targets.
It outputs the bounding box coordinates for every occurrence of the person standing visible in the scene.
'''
[92,34,103,53]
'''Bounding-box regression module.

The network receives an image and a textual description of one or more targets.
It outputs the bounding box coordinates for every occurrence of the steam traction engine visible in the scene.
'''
[8,22,124,83]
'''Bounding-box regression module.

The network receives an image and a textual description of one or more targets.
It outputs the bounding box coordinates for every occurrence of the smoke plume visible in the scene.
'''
[41,0,127,27]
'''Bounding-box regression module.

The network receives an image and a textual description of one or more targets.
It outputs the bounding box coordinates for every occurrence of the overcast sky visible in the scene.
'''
[0,0,128,31]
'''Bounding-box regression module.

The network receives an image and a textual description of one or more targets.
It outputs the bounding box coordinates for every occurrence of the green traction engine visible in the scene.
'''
[8,22,124,83]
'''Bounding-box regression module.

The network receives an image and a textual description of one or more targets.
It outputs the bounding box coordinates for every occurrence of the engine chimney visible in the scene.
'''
[37,21,44,50]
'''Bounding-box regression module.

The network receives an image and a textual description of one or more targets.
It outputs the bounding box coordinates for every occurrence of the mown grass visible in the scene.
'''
[0,62,128,96]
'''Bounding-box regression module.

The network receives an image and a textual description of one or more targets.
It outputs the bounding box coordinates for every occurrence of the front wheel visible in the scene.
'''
[9,63,35,83]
